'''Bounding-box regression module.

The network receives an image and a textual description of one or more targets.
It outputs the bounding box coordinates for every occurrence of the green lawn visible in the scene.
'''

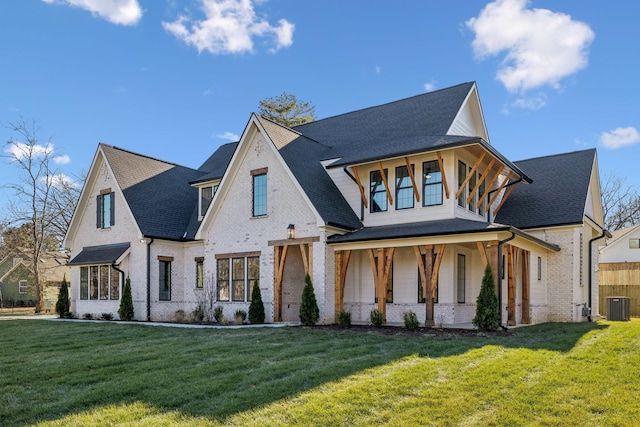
[1,319,639,426]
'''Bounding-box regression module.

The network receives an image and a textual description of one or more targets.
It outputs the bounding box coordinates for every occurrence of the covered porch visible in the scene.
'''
[329,219,559,327]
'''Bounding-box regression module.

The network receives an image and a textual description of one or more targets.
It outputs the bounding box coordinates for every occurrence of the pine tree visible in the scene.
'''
[55,275,70,317]
[299,274,320,326]
[248,282,265,324]
[473,264,501,331]
[118,276,134,321]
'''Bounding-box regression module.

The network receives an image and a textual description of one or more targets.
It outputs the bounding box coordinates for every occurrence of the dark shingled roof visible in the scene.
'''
[495,149,596,229]
[193,142,238,183]
[327,218,505,243]
[68,242,130,265]
[101,144,203,241]
[295,82,474,153]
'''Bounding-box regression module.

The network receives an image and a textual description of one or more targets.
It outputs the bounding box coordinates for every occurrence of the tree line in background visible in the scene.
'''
[2,97,639,312]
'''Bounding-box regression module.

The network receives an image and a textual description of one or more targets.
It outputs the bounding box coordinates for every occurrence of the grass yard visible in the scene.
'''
[1,319,639,426]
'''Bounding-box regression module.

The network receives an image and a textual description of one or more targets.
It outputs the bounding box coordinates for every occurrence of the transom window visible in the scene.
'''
[370,169,388,212]
[423,160,443,206]
[79,265,120,300]
[395,165,414,210]
[217,255,260,302]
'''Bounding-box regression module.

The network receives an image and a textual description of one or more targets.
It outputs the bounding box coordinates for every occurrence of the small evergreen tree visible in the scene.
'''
[299,274,319,326]
[118,276,135,321]
[473,264,501,332]
[248,282,265,324]
[55,275,70,318]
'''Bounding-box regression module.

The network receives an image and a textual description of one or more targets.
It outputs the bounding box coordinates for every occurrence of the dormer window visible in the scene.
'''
[199,184,218,219]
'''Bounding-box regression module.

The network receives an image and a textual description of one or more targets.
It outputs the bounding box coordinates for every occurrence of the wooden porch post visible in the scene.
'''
[489,240,499,293]
[367,247,395,324]
[521,250,531,324]
[273,245,289,322]
[507,245,516,326]
[414,245,435,327]
[334,249,352,322]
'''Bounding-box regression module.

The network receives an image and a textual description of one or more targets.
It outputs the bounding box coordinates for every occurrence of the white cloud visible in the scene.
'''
[41,0,143,26]
[217,131,239,141]
[6,142,54,160]
[424,81,437,92]
[466,0,594,92]
[600,127,640,149]
[53,154,71,165]
[503,93,547,113]
[162,0,294,55]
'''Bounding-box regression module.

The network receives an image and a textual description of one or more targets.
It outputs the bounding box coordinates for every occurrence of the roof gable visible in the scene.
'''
[496,149,597,229]
[447,83,489,141]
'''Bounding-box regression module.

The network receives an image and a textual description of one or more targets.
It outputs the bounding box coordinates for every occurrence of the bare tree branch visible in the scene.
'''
[602,171,640,231]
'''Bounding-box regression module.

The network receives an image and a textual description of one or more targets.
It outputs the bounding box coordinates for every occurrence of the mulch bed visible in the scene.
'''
[310,324,514,337]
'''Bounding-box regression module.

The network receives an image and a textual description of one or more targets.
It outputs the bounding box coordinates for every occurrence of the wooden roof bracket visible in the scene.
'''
[346,166,368,210]
[436,151,450,199]
[404,157,420,203]
[486,172,523,222]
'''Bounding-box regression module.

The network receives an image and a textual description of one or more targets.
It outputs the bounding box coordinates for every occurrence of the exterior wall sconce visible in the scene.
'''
[287,224,295,239]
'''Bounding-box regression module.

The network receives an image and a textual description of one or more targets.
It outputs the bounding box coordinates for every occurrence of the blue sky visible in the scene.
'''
[1,0,639,208]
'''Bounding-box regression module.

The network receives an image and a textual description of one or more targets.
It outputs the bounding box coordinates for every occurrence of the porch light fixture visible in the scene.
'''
[287,224,295,239]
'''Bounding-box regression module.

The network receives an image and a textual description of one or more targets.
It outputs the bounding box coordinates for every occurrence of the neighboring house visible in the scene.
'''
[63,82,607,326]
[598,224,640,316]
[0,252,70,310]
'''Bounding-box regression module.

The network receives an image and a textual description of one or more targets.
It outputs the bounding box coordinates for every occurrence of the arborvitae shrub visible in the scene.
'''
[248,282,265,324]
[370,309,383,327]
[118,276,135,321]
[338,310,351,328]
[55,275,70,318]
[299,274,319,326]
[473,264,501,332]
[404,310,420,331]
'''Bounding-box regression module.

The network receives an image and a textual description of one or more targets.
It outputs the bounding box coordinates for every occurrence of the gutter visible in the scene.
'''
[497,231,516,329]
[343,166,365,221]
[143,237,154,321]
[587,228,611,322]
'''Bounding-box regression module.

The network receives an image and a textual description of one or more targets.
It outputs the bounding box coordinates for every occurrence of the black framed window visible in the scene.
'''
[370,169,388,212]
[96,192,115,229]
[79,265,119,300]
[457,254,466,303]
[422,161,443,206]
[247,256,260,300]
[159,260,171,301]
[478,179,486,216]
[253,173,267,217]
[196,259,204,288]
[538,256,542,281]
[217,259,230,301]
[457,161,467,207]
[468,168,476,211]
[395,165,414,210]
[232,258,245,302]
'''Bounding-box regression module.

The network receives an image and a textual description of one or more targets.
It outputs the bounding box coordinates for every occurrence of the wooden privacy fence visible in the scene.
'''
[599,262,640,317]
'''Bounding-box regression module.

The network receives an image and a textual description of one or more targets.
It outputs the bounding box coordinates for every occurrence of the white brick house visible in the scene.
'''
[63,82,607,326]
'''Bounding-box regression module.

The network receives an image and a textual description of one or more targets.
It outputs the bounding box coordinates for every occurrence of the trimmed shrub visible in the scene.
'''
[213,305,224,323]
[370,309,383,327]
[473,264,501,332]
[234,309,247,324]
[404,311,420,331]
[248,282,265,324]
[101,313,114,321]
[299,274,320,326]
[55,275,70,318]
[193,305,205,323]
[118,276,135,321]
[83,313,93,320]
[338,310,351,328]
